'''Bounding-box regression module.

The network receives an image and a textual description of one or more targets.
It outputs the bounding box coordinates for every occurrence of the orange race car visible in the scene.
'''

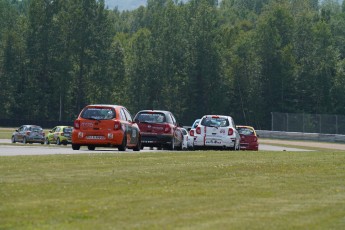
[71,104,141,151]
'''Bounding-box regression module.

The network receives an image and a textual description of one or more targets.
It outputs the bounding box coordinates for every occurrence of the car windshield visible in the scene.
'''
[81,107,115,120]
[201,117,229,127]
[136,113,166,123]
[238,127,254,136]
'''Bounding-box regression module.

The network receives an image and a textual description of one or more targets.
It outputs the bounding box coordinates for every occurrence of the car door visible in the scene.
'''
[53,127,60,142]
[48,127,57,143]
[16,126,25,142]
[122,108,138,146]
[169,113,183,148]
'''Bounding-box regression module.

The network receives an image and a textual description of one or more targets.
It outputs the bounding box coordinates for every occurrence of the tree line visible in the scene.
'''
[1,0,345,129]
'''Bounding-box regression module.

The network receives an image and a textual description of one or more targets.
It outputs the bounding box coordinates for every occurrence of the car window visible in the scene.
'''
[31,126,42,132]
[238,127,254,135]
[63,127,73,133]
[136,112,166,123]
[170,113,177,125]
[201,117,229,127]
[192,120,200,128]
[123,108,133,122]
[81,107,116,120]
[120,109,126,121]
[182,129,187,135]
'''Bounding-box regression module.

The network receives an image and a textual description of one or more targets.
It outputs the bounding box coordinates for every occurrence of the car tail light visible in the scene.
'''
[196,126,201,134]
[114,121,121,130]
[228,128,234,136]
[164,124,171,133]
[74,120,80,129]
[253,137,257,142]
[61,132,64,136]
[190,129,195,136]
[26,131,30,135]
[42,132,45,137]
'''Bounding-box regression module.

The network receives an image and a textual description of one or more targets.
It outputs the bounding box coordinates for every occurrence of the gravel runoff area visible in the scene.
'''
[260,139,345,150]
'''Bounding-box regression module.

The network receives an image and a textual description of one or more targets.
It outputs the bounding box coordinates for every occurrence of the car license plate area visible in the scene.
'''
[86,136,105,140]
[205,139,222,145]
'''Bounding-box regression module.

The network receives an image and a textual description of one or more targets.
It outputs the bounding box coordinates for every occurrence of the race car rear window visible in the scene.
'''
[30,127,43,132]
[238,127,254,135]
[135,112,166,123]
[63,127,73,133]
[81,107,116,120]
[201,117,229,127]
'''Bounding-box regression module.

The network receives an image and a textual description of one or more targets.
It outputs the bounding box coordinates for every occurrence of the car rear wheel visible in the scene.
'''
[11,136,16,143]
[72,144,80,150]
[88,145,95,150]
[169,137,175,150]
[118,136,127,151]
[133,136,141,152]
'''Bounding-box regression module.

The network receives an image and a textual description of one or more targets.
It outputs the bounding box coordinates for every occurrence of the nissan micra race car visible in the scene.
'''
[71,104,141,151]
[191,115,240,150]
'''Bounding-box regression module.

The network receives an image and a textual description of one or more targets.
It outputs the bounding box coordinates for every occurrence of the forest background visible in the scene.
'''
[1,0,345,130]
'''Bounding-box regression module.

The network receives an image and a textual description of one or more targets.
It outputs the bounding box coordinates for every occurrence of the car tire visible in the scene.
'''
[45,138,50,145]
[170,137,175,150]
[11,136,16,143]
[88,145,95,150]
[56,138,61,145]
[133,136,141,152]
[23,137,27,144]
[72,144,80,150]
[118,136,127,151]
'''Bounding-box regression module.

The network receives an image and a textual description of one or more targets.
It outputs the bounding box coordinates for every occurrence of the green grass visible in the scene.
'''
[1,151,345,229]
[0,127,15,139]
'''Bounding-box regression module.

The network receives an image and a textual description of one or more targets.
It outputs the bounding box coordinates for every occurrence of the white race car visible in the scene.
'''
[191,115,240,150]
[188,119,200,150]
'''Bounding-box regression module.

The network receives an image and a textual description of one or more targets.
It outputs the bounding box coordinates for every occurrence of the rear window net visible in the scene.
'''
[135,113,166,123]
[81,108,116,120]
[201,117,229,127]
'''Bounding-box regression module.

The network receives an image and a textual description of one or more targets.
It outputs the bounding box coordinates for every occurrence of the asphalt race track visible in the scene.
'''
[0,139,312,156]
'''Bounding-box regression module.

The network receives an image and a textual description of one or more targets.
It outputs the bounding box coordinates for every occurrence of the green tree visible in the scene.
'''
[256,2,296,127]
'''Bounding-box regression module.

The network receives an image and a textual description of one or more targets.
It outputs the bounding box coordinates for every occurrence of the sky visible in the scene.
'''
[105,0,344,11]
[105,0,147,11]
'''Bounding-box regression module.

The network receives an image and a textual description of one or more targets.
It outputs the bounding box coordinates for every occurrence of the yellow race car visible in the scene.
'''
[45,126,73,145]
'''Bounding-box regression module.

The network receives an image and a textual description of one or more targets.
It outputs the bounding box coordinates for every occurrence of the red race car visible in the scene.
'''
[237,125,259,151]
[134,110,183,150]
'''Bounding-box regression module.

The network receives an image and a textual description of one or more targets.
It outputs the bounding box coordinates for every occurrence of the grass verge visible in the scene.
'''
[1,151,344,229]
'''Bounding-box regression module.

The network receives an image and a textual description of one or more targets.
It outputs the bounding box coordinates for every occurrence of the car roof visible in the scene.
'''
[137,110,171,114]
[237,125,255,130]
[86,104,121,108]
[202,115,232,119]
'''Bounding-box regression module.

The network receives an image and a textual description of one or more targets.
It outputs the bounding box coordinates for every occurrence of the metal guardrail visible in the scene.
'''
[256,130,345,143]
